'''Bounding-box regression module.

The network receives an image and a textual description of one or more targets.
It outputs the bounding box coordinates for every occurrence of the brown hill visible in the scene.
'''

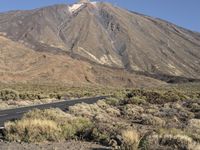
[0,35,163,87]
[0,1,199,86]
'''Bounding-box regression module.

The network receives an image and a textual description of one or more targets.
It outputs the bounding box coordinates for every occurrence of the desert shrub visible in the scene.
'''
[186,119,200,142]
[24,109,93,130]
[125,90,162,104]
[69,102,124,145]
[71,117,93,137]
[23,108,71,122]
[187,119,200,129]
[20,93,35,100]
[36,94,48,100]
[126,89,145,98]
[82,91,93,97]
[143,91,163,104]
[19,93,28,100]
[120,129,140,150]
[126,89,188,104]
[161,90,181,102]
[122,104,144,117]
[19,93,48,100]
[49,93,62,100]
[159,134,198,150]
[4,109,93,142]
[138,132,151,150]
[186,91,200,99]
[69,103,100,118]
[158,90,188,104]
[59,117,93,140]
[189,102,200,112]
[69,101,121,119]
[171,103,195,120]
[158,128,185,136]
[4,119,62,142]
[0,89,19,101]
[105,107,121,116]
[147,129,200,150]
[60,123,76,140]
[197,92,200,98]
[128,96,147,105]
[91,128,111,145]
[140,114,165,126]
[112,90,127,99]
[105,97,120,106]
[0,102,10,110]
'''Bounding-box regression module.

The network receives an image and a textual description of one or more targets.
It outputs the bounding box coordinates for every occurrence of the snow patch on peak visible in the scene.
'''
[79,0,98,5]
[91,1,97,5]
[79,0,90,3]
[68,1,98,13]
[91,1,98,6]
[68,3,83,13]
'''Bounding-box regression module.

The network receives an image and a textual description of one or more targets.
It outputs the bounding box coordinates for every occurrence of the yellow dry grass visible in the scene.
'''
[121,129,140,150]
[5,119,61,142]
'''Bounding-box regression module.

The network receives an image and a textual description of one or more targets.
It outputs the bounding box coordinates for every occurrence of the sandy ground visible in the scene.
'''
[0,141,111,150]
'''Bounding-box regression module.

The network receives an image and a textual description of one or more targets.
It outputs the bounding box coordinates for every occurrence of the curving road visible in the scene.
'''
[0,96,107,128]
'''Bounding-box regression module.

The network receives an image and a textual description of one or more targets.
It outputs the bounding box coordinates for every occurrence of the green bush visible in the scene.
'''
[126,89,145,98]
[0,89,19,101]
[105,97,120,106]
[129,96,146,105]
[125,89,187,104]
[19,93,48,100]
[71,117,93,138]
[91,128,110,145]
[161,90,181,102]
[60,123,76,140]
[49,93,62,100]
[112,90,127,99]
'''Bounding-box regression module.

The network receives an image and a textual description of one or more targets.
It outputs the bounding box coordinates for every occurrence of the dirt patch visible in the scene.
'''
[0,141,110,150]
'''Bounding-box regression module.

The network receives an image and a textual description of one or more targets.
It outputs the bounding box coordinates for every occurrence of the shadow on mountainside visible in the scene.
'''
[134,71,200,84]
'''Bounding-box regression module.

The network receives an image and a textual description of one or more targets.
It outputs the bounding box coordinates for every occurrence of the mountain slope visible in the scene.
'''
[0,35,163,87]
[0,1,199,85]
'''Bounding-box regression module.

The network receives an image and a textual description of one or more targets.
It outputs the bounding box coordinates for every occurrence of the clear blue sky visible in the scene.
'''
[0,0,199,32]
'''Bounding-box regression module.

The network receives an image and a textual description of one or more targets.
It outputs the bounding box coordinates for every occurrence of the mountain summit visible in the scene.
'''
[0,2,199,86]
[79,0,91,3]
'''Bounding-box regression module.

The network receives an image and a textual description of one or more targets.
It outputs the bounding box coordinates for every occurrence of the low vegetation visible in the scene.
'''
[2,83,200,149]
[121,129,140,150]
[4,109,93,142]
[0,84,106,101]
[0,89,19,101]
[0,83,127,110]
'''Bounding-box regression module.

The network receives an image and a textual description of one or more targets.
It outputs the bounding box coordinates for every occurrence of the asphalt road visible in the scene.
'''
[0,96,106,128]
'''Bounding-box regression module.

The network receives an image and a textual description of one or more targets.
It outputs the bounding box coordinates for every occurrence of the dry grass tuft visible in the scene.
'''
[159,134,199,150]
[121,129,140,150]
[4,108,93,142]
[4,119,62,142]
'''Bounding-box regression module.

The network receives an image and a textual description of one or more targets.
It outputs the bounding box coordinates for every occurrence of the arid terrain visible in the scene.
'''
[0,0,200,150]
[0,85,200,150]
[0,1,200,86]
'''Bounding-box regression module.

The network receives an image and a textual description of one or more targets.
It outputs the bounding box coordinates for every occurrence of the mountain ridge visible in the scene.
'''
[0,1,199,86]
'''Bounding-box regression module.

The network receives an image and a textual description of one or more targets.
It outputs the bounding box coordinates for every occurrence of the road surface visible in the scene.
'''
[0,96,106,128]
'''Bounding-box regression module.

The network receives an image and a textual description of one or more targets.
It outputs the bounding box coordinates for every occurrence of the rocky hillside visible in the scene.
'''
[0,1,199,85]
[0,35,163,87]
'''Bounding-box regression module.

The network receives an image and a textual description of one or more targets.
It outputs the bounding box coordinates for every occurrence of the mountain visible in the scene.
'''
[0,1,199,86]
[0,35,163,87]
